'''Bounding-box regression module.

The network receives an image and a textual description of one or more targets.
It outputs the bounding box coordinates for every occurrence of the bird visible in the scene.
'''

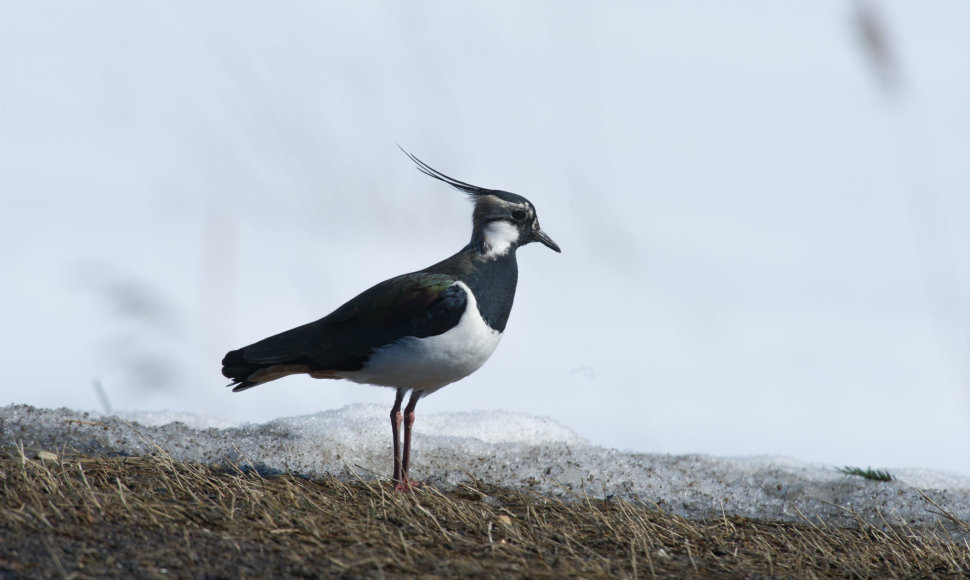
[221,150,561,490]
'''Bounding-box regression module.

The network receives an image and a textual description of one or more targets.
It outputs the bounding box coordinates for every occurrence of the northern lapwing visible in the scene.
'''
[222,151,561,490]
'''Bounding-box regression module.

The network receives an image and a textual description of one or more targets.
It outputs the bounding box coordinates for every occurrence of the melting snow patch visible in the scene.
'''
[110,409,239,430]
[2,403,968,533]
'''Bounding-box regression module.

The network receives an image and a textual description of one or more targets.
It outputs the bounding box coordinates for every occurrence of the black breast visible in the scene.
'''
[459,253,518,332]
[424,248,520,333]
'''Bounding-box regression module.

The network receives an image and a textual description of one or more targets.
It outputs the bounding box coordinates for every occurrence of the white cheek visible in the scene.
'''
[482,221,519,257]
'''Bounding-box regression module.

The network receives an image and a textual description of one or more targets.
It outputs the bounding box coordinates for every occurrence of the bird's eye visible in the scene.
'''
[511,210,527,221]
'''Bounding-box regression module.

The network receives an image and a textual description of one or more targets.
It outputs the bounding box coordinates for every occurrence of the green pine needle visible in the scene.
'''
[839,466,895,482]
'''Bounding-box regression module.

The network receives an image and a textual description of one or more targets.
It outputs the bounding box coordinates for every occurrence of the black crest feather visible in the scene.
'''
[399,146,494,197]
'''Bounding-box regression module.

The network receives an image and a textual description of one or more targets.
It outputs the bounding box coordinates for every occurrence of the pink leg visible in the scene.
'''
[390,389,405,484]
[396,390,423,491]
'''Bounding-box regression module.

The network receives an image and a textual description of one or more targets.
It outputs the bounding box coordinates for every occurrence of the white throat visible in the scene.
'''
[481,220,519,258]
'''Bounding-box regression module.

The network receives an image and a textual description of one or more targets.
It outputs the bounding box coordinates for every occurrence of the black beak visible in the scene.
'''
[533,227,561,253]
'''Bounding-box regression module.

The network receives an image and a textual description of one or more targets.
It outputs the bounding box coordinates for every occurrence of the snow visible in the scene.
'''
[4,404,968,534]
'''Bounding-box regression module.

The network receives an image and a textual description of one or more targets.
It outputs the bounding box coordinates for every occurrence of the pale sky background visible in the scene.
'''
[2,1,969,474]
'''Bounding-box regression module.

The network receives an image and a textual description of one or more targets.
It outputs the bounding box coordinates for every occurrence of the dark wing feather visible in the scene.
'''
[222,272,464,389]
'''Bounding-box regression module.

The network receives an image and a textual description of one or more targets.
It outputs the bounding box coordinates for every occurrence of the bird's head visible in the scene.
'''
[401,149,561,259]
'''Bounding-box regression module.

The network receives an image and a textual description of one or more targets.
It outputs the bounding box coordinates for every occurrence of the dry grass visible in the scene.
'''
[1,446,968,579]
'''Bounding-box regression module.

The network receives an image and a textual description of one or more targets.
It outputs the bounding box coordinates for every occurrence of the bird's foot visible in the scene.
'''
[393,478,424,492]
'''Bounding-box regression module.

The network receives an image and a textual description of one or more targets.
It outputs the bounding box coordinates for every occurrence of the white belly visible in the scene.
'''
[337,281,503,392]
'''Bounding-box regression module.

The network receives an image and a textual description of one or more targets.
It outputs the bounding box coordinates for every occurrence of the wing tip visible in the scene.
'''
[228,380,257,392]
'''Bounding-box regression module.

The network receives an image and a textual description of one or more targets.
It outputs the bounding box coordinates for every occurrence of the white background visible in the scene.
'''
[2,2,969,474]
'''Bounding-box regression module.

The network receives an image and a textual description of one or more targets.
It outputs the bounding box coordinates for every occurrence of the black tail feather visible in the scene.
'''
[221,348,266,390]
